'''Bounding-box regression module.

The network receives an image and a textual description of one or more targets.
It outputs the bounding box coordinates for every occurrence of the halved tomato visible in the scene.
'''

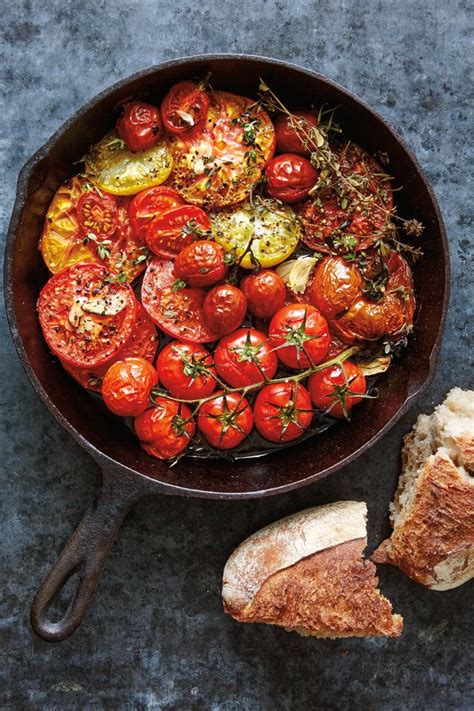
[169,90,275,208]
[145,205,211,259]
[141,258,218,343]
[84,131,173,195]
[61,302,159,391]
[39,177,148,281]
[211,198,301,269]
[128,186,184,239]
[38,263,138,368]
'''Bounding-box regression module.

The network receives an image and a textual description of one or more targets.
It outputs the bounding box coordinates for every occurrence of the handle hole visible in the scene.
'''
[44,568,81,623]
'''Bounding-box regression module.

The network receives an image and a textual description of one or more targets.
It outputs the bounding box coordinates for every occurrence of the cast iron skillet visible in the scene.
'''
[4,55,449,642]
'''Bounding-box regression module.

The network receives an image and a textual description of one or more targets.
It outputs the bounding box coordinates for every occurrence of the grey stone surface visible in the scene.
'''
[1,0,473,708]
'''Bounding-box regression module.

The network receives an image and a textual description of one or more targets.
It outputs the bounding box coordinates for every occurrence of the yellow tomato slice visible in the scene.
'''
[84,131,173,196]
[39,176,148,281]
[169,91,275,208]
[211,198,301,269]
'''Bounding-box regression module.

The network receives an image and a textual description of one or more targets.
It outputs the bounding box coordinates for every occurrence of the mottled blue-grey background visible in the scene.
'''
[1,1,473,709]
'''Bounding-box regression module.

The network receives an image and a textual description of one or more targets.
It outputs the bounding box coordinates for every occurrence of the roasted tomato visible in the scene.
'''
[39,178,148,281]
[102,357,158,417]
[141,258,218,343]
[254,381,313,442]
[274,111,319,156]
[116,101,162,153]
[174,240,227,287]
[169,91,275,208]
[269,303,330,369]
[161,81,210,134]
[61,302,159,392]
[38,263,137,369]
[240,269,286,319]
[128,186,184,239]
[298,143,393,253]
[135,398,195,460]
[203,284,247,336]
[156,341,216,399]
[84,131,173,196]
[214,328,278,388]
[265,154,318,203]
[145,205,211,259]
[308,361,366,419]
[211,198,301,269]
[310,251,415,344]
[197,392,253,449]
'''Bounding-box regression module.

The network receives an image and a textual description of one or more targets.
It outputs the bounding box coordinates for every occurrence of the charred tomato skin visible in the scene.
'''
[116,101,162,153]
[254,381,313,443]
[174,240,227,287]
[203,284,247,336]
[134,397,195,459]
[197,391,253,449]
[102,357,158,417]
[269,303,331,369]
[265,153,318,203]
[214,328,278,388]
[156,340,216,399]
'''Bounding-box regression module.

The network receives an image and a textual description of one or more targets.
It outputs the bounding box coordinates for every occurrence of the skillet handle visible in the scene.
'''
[31,465,152,642]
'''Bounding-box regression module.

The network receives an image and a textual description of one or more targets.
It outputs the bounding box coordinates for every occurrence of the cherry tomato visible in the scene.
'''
[61,302,159,392]
[265,154,318,203]
[38,263,137,369]
[240,269,286,319]
[145,205,211,259]
[169,91,275,208]
[197,392,253,449]
[274,111,319,156]
[116,101,162,152]
[214,328,278,388]
[102,357,158,417]
[142,258,218,343]
[161,81,210,135]
[254,381,313,442]
[156,341,216,399]
[203,284,247,336]
[269,303,330,369]
[128,186,184,239]
[174,240,227,287]
[135,397,195,459]
[77,191,119,241]
[308,361,366,419]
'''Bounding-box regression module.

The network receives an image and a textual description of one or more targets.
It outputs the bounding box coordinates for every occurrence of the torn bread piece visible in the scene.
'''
[222,501,403,638]
[372,388,474,590]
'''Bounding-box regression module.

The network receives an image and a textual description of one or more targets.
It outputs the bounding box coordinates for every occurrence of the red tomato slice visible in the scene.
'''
[141,258,218,343]
[60,302,159,391]
[161,81,210,135]
[38,263,138,368]
[169,90,275,208]
[128,186,185,239]
[145,205,211,259]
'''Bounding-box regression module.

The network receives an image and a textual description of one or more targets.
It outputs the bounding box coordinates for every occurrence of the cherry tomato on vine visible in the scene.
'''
[174,240,227,287]
[135,397,195,460]
[269,303,330,369]
[128,186,184,239]
[265,153,318,203]
[102,357,158,417]
[240,269,286,319]
[145,205,211,259]
[214,328,277,388]
[308,361,366,419]
[156,341,216,399]
[77,191,119,241]
[254,381,313,443]
[197,392,253,449]
[161,81,210,134]
[203,284,247,336]
[116,101,162,153]
[274,111,319,156]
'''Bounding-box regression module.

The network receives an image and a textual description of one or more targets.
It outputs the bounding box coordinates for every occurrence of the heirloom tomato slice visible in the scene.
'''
[128,186,184,239]
[169,90,275,208]
[38,263,137,369]
[141,258,218,343]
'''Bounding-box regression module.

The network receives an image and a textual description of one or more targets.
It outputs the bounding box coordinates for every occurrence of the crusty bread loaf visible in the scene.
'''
[222,501,403,638]
[372,388,474,590]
